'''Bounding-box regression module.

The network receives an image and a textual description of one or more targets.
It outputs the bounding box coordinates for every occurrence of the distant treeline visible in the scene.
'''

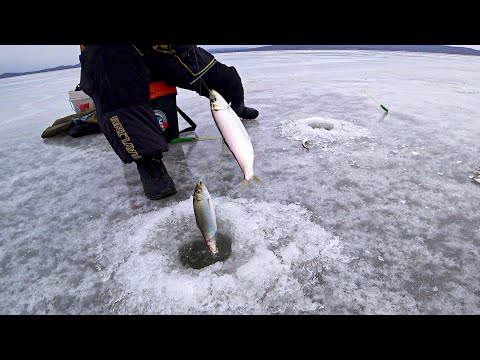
[0,63,81,79]
[2,45,478,79]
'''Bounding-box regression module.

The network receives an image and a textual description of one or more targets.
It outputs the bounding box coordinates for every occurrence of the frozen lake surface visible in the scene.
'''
[1,50,479,314]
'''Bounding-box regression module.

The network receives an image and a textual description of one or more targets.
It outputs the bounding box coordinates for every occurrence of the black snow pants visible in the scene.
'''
[79,44,246,164]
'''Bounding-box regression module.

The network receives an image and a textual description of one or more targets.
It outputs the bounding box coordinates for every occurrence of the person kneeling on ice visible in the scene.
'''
[79,45,259,200]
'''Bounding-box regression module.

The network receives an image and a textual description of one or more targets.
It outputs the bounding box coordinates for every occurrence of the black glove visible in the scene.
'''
[41,109,100,138]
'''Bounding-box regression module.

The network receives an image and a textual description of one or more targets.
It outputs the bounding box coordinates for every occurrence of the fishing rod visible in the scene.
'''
[363,90,389,113]
[171,135,222,144]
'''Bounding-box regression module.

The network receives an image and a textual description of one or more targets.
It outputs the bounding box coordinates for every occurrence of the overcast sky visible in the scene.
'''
[0,45,479,74]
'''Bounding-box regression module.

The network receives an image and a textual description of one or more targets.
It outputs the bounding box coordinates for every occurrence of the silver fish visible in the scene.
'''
[193,180,218,255]
[209,89,263,190]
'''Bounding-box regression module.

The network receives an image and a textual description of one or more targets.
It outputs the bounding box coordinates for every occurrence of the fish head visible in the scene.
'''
[194,179,208,202]
[209,89,228,111]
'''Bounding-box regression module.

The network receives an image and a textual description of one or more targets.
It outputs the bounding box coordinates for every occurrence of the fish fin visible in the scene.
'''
[252,175,266,186]
[239,179,249,193]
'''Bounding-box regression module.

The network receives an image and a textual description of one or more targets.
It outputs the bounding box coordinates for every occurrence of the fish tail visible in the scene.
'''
[239,179,249,193]
[251,175,265,186]
[237,177,264,194]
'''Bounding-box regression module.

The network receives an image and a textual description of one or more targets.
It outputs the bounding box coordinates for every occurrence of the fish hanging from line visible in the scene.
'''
[209,89,264,191]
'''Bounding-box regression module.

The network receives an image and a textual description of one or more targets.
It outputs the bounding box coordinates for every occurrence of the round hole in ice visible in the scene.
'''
[102,197,346,314]
[179,233,232,269]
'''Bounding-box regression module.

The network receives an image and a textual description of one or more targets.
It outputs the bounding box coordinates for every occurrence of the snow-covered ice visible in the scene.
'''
[0,50,479,314]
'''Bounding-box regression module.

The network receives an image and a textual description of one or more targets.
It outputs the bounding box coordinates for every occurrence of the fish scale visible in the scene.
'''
[219,122,252,176]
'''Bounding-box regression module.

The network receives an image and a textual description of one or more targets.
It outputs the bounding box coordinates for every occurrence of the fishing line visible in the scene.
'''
[363,89,389,112]
[192,45,202,96]
[191,46,238,187]
[200,77,210,92]
[187,47,216,184]
[192,46,211,95]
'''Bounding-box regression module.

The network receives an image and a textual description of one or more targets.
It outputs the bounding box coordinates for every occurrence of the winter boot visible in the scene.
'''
[136,156,177,200]
[239,107,259,120]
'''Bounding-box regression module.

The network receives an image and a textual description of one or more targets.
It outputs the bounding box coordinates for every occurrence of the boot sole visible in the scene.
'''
[145,189,177,200]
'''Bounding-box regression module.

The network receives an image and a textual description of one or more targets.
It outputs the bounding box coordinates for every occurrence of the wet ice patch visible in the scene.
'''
[278,116,372,149]
[98,197,346,314]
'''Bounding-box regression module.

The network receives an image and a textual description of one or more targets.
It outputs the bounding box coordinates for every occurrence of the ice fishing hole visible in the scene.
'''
[308,121,334,131]
[179,233,232,269]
